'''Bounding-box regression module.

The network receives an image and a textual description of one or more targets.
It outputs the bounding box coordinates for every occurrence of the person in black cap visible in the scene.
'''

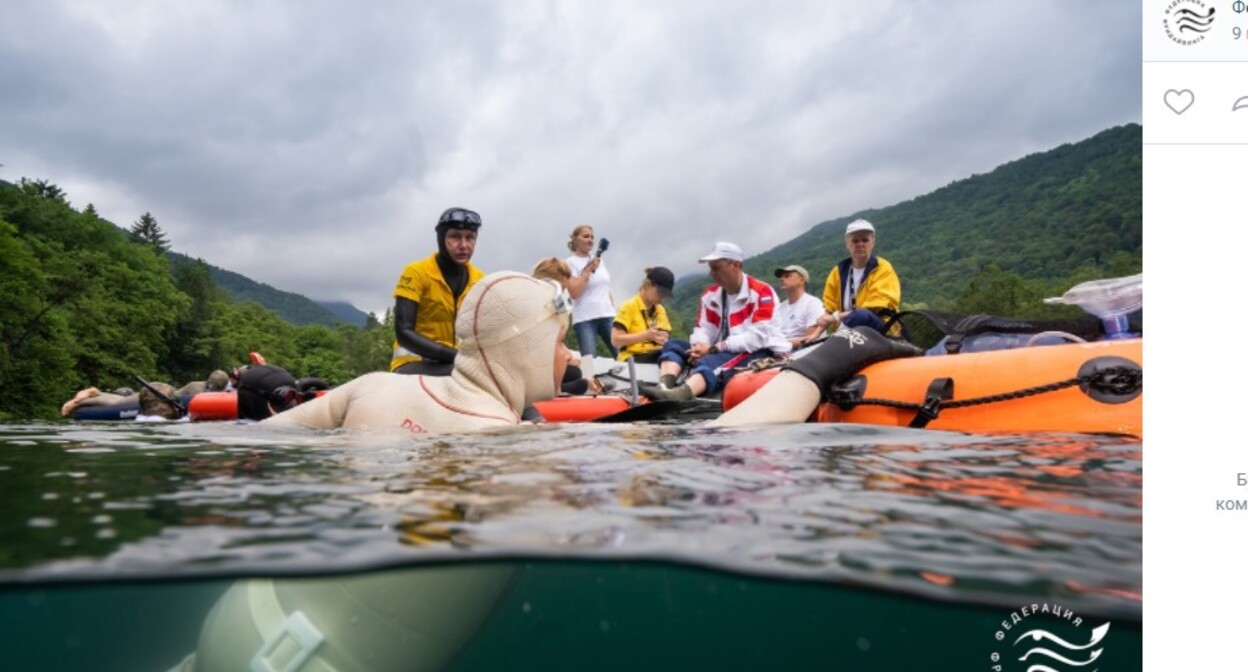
[390,207,486,375]
[610,266,675,363]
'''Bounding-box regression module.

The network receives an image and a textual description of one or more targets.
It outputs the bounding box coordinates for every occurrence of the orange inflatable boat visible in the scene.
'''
[188,390,640,423]
[534,396,634,422]
[723,338,1142,436]
[187,391,242,421]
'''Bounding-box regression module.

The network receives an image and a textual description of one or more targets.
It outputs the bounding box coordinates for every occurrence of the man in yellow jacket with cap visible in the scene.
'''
[814,218,902,337]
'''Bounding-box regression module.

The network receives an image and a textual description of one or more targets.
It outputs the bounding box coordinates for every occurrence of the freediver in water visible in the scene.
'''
[170,270,916,671]
[170,271,575,672]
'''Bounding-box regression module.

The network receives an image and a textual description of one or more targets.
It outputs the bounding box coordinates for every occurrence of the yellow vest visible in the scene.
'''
[390,254,485,371]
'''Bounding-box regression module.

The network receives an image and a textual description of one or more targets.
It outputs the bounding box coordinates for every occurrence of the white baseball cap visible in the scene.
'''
[698,241,745,263]
[845,219,875,235]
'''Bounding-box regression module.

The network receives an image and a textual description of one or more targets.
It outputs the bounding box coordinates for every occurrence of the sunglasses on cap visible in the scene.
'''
[438,208,482,227]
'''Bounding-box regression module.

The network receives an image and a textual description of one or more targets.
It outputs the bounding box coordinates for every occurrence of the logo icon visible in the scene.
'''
[1163,0,1216,45]
[987,603,1111,672]
[1164,88,1195,114]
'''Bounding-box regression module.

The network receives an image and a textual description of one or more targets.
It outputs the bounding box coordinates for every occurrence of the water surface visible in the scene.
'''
[0,420,1142,670]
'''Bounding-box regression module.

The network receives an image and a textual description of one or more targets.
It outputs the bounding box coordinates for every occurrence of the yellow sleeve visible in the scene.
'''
[859,260,901,312]
[822,267,842,313]
[394,262,427,304]
[612,300,633,332]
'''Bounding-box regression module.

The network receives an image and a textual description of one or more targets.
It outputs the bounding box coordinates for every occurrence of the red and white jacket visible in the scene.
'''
[690,273,792,355]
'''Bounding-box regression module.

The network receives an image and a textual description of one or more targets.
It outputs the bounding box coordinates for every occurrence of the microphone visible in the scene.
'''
[589,238,610,274]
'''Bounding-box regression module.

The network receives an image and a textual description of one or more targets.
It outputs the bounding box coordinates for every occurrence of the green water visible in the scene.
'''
[0,560,1141,672]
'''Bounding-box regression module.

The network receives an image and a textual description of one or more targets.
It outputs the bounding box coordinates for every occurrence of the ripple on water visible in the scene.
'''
[0,420,1141,618]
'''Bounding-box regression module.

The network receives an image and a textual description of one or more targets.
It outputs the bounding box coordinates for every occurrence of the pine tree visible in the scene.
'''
[130,211,170,254]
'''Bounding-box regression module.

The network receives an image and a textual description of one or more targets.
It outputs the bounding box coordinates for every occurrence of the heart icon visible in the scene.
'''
[1164,89,1195,115]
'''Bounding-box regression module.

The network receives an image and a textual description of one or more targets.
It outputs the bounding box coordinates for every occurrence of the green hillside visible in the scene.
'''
[169,252,370,327]
[0,178,392,419]
[668,124,1141,326]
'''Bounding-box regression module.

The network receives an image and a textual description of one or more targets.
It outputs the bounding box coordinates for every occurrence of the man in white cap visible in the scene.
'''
[773,264,824,349]
[643,241,791,401]
[813,218,901,337]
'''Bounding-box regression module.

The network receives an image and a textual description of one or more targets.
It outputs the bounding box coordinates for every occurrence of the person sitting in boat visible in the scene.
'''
[812,219,901,338]
[773,264,824,350]
[532,257,602,396]
[389,207,486,376]
[611,266,674,364]
[261,271,571,431]
[642,242,791,402]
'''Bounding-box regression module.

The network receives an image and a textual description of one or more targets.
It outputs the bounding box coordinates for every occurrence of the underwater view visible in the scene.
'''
[0,421,1141,671]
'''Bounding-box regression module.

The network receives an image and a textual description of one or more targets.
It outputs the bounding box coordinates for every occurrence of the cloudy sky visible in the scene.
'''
[0,1,1140,317]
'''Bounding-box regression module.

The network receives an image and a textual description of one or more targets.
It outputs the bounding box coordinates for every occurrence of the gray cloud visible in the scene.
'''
[0,1,1140,316]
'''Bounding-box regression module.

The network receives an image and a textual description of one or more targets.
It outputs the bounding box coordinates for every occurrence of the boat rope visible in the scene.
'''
[827,363,1143,429]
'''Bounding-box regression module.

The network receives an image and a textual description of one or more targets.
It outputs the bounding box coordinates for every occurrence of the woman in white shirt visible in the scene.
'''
[564,224,618,358]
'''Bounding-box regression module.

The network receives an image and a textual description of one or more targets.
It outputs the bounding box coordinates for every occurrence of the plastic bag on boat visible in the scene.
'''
[1044,274,1142,339]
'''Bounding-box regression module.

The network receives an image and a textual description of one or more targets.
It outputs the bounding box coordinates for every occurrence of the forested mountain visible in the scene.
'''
[169,252,370,327]
[666,124,1141,327]
[318,301,372,326]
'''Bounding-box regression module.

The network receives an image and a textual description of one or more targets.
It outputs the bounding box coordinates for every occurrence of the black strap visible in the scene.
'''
[908,377,954,428]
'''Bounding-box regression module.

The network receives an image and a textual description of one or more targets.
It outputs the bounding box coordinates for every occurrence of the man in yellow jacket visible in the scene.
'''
[390,207,486,375]
[814,219,901,337]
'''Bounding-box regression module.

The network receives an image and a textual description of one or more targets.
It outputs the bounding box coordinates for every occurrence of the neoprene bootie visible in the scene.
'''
[641,382,694,402]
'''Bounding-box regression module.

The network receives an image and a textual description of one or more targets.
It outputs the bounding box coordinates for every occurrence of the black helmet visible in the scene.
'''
[437,207,482,231]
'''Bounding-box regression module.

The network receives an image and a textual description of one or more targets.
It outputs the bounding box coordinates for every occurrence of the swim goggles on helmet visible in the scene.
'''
[437,207,482,230]
[549,281,573,316]
[460,278,572,349]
